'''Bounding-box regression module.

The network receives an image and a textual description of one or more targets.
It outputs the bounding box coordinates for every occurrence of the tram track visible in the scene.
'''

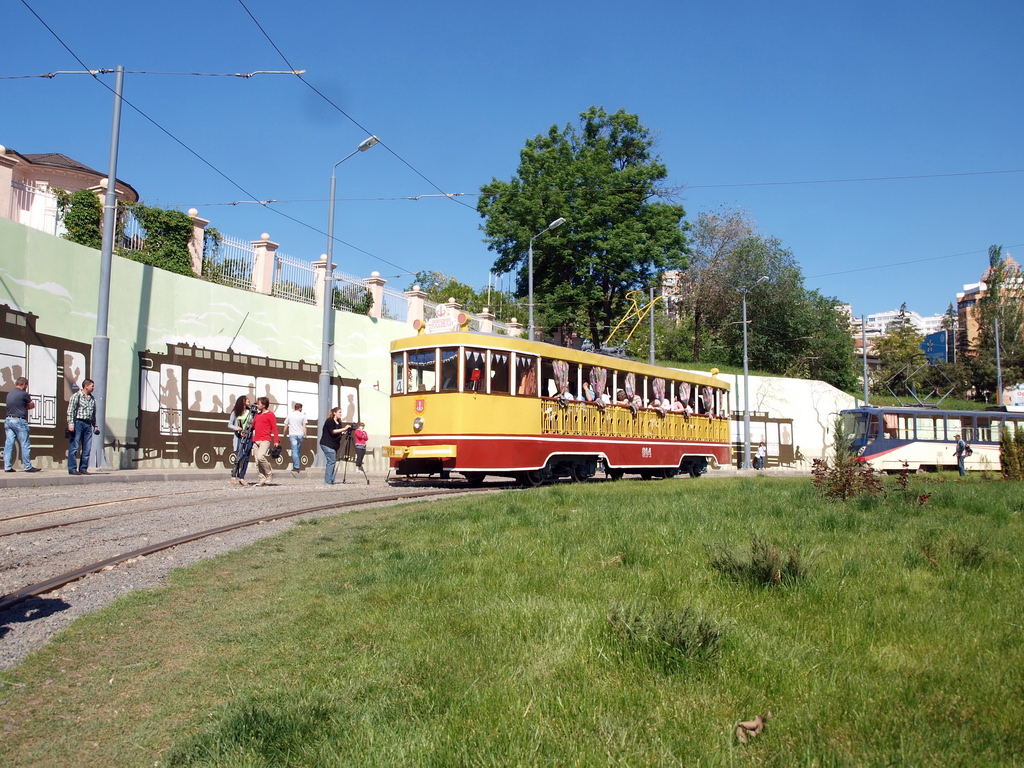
[0,486,493,614]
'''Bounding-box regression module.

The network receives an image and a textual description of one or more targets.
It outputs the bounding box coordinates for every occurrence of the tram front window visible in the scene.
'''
[407,350,437,393]
[843,412,876,445]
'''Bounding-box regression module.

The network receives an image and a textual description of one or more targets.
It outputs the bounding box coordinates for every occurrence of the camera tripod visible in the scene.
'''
[337,428,370,485]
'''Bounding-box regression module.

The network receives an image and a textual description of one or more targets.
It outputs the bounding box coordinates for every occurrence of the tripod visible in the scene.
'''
[338,428,370,485]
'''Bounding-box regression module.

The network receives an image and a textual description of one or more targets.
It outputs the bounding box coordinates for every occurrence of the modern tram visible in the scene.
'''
[383,330,731,484]
[841,405,1024,473]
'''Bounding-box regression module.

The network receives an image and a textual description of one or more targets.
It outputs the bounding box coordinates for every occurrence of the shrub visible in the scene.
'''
[707,533,814,587]
[607,603,724,671]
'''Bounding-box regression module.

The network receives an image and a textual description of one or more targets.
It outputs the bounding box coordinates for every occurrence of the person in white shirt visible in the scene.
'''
[285,402,308,471]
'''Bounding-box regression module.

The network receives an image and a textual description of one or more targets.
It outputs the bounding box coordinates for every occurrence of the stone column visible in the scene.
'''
[0,148,16,223]
[314,254,336,307]
[476,308,494,334]
[364,271,387,319]
[251,233,279,295]
[506,318,525,338]
[187,208,210,277]
[405,286,426,328]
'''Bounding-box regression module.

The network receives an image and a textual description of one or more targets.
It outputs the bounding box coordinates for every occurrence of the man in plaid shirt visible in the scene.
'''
[67,379,100,475]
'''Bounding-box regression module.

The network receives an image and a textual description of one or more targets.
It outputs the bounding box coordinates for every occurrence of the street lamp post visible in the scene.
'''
[740,276,769,470]
[316,136,379,465]
[527,217,566,341]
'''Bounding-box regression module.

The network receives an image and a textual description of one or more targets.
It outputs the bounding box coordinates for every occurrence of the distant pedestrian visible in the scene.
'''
[319,407,346,485]
[285,402,307,471]
[353,422,368,473]
[67,379,100,475]
[755,441,767,470]
[251,397,280,487]
[4,376,40,473]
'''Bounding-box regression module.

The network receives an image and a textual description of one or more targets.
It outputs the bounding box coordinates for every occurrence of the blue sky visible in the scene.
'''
[5,0,1022,319]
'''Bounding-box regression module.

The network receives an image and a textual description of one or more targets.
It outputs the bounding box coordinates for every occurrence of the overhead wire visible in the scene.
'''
[16,0,416,275]
[234,0,478,212]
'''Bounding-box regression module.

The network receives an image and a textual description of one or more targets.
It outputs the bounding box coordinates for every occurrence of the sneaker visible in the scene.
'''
[25,467,41,473]
[4,468,14,473]
[78,470,90,475]
[69,471,79,475]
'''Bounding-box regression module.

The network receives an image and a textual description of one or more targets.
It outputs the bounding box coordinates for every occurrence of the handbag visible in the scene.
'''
[268,445,282,459]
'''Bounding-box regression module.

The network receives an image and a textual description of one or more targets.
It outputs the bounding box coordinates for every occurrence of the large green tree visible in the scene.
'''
[967,245,1024,400]
[872,305,926,396]
[477,107,688,344]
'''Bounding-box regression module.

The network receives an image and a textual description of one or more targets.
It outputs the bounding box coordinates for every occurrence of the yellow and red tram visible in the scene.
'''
[384,330,731,484]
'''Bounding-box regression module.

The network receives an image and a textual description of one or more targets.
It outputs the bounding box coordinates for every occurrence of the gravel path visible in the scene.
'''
[0,470,489,670]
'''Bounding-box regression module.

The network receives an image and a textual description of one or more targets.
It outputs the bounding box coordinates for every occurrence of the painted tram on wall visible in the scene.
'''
[384,326,731,485]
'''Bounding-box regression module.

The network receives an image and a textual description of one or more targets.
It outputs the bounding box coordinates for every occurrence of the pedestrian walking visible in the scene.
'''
[251,397,280,487]
[319,407,346,485]
[755,441,767,471]
[954,433,969,477]
[285,402,307,471]
[66,378,100,475]
[4,376,40,473]
[228,395,255,486]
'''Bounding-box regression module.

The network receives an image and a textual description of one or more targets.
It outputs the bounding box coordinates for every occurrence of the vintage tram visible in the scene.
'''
[384,330,731,484]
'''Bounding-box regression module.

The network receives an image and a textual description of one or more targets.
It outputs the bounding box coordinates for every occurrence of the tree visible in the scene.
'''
[872,305,926,396]
[478,106,688,344]
[54,188,103,249]
[966,245,1024,401]
[406,270,524,323]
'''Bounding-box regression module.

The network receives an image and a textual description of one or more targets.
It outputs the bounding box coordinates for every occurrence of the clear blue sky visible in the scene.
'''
[5,0,1022,319]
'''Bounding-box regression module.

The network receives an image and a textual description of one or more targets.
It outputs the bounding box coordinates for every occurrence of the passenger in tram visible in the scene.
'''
[671,396,685,413]
[615,389,628,405]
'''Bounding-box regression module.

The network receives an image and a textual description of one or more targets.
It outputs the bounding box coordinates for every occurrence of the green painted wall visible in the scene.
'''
[0,217,409,467]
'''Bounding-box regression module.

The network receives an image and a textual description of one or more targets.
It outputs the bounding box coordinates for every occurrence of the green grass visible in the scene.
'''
[2,477,1024,766]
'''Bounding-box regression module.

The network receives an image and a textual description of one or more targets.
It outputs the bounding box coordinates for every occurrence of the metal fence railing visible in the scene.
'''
[203,234,255,290]
[272,253,316,304]
[9,181,60,236]
[380,285,409,322]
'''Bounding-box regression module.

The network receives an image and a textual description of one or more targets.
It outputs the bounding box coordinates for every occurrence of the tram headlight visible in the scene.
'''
[857,446,866,457]
[413,417,424,433]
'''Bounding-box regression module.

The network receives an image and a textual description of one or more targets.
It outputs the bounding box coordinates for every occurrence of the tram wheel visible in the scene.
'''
[462,472,485,486]
[639,470,654,480]
[568,464,587,483]
[520,470,545,487]
[607,468,624,481]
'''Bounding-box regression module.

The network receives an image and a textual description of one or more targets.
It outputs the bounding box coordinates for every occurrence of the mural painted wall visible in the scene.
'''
[0,217,408,469]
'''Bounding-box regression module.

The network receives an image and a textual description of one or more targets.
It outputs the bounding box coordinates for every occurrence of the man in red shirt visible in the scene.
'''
[251,397,281,486]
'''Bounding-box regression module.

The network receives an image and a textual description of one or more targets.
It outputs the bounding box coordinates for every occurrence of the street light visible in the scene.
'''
[739,275,769,470]
[528,217,566,340]
[316,135,379,464]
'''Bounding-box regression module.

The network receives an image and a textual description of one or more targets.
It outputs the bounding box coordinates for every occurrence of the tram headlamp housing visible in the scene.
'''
[413,417,424,433]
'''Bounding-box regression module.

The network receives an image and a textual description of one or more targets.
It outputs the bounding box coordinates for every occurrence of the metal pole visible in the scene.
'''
[742,291,751,470]
[995,318,1003,405]
[649,284,655,365]
[528,237,535,340]
[90,65,124,470]
[315,173,338,466]
[862,314,869,405]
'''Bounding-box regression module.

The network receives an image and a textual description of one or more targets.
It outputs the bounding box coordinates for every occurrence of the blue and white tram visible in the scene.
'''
[841,406,1024,473]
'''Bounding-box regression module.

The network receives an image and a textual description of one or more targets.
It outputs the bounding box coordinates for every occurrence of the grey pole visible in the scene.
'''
[527,217,566,341]
[315,136,379,467]
[649,284,655,365]
[739,276,768,470]
[995,318,1003,405]
[89,65,124,470]
[862,314,869,405]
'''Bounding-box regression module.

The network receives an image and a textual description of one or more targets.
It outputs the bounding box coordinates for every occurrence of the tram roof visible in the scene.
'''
[841,405,1017,418]
[391,332,730,390]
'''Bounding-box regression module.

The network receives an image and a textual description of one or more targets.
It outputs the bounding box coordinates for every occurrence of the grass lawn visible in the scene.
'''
[2,475,1023,766]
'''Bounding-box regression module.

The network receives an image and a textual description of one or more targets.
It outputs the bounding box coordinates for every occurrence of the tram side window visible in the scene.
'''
[977,417,1000,443]
[488,351,510,395]
[917,416,942,441]
[407,350,437,393]
[958,417,974,442]
[391,353,405,394]
[541,358,557,397]
[897,415,914,440]
[515,355,538,396]
[464,348,486,391]
[440,348,459,391]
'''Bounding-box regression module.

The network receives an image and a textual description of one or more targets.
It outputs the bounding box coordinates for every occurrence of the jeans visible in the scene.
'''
[321,445,338,484]
[68,419,94,472]
[289,434,304,469]
[355,445,366,469]
[4,417,31,470]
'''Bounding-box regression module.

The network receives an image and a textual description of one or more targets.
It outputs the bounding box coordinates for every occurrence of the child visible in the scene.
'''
[353,422,369,473]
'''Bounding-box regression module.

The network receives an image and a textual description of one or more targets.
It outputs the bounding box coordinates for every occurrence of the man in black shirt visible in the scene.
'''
[4,377,41,472]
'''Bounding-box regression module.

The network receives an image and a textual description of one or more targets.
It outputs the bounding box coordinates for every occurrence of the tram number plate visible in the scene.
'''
[641,447,652,458]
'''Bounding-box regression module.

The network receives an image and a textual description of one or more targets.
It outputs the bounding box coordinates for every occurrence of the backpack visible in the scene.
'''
[964,445,973,457]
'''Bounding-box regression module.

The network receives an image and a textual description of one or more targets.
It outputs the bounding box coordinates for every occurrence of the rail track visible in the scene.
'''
[0,485,495,615]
